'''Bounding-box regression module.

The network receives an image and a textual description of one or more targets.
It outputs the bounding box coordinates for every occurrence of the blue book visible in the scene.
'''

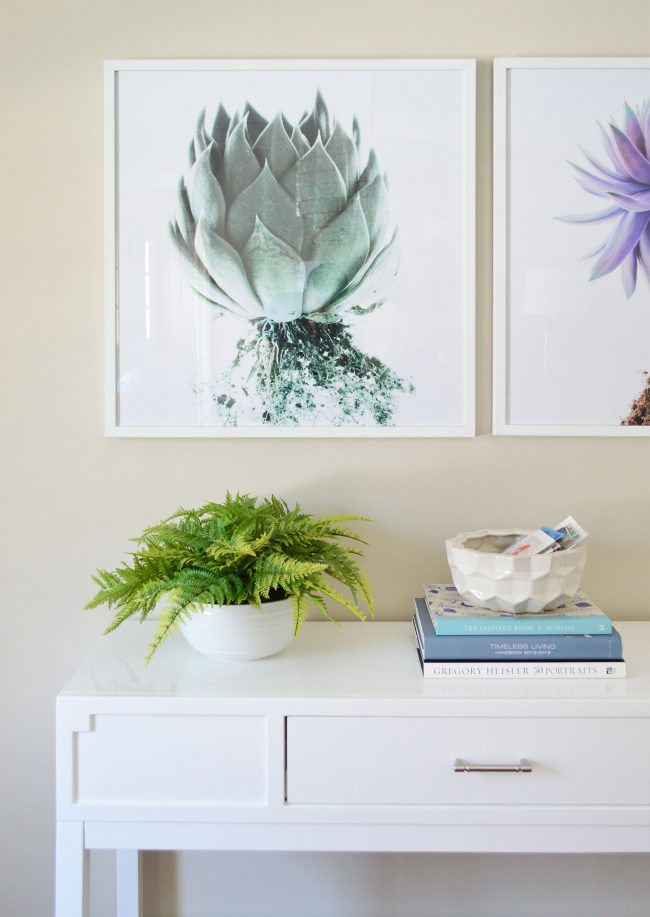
[423,585,613,636]
[414,598,622,660]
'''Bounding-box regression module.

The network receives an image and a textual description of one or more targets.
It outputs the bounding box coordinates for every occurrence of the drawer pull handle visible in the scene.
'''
[454,758,533,774]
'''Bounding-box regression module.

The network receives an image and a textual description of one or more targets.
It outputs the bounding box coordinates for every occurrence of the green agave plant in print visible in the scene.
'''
[169,92,412,426]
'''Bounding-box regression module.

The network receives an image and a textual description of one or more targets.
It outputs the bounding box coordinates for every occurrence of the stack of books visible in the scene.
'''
[413,584,625,679]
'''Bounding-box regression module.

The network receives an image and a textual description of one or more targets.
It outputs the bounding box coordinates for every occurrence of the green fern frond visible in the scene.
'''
[305,592,337,624]
[145,603,189,664]
[290,593,304,636]
[314,579,371,622]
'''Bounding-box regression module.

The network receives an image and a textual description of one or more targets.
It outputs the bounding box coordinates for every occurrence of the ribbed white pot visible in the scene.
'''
[178,598,295,661]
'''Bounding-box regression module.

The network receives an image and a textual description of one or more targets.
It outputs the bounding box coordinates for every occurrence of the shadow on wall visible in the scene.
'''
[136,850,650,917]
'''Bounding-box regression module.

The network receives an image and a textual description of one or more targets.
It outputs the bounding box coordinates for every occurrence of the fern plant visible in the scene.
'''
[86,493,374,662]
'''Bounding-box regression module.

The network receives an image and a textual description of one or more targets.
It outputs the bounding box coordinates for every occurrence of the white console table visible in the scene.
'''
[56,620,650,916]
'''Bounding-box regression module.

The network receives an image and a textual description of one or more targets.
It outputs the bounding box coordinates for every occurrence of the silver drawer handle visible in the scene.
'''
[454,757,532,773]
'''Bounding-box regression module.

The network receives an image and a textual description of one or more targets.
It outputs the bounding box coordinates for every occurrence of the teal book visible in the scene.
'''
[423,585,613,636]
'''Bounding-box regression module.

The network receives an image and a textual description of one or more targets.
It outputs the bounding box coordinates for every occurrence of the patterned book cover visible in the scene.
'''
[413,599,622,659]
[423,585,612,635]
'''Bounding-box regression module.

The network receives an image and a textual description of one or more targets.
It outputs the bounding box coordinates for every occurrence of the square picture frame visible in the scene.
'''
[493,57,650,436]
[105,58,476,437]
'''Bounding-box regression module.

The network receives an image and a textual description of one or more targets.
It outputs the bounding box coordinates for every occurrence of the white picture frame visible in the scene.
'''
[105,59,476,438]
[493,57,650,436]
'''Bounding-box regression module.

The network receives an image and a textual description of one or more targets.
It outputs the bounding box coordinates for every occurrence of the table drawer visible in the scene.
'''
[75,714,267,806]
[286,716,650,806]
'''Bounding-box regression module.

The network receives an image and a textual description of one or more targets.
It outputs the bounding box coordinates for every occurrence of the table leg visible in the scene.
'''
[56,821,89,917]
[116,850,143,917]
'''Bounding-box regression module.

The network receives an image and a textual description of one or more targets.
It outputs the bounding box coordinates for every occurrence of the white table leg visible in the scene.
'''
[56,821,89,917]
[116,849,143,917]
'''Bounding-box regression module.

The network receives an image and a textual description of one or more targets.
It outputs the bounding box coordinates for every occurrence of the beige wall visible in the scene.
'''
[2,1,650,914]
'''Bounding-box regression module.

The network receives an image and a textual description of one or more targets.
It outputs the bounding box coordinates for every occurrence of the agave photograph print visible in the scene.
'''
[106,60,475,436]
[494,58,650,435]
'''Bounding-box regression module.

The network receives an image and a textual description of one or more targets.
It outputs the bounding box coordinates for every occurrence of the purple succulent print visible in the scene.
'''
[561,101,650,298]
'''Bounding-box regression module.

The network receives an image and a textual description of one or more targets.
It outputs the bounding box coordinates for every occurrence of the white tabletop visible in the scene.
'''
[59,620,650,705]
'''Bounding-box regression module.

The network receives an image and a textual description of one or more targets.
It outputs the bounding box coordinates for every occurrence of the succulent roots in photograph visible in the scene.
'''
[203,318,414,427]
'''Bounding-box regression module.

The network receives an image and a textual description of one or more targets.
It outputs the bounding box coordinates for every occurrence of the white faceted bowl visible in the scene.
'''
[179,599,295,661]
[445,529,587,613]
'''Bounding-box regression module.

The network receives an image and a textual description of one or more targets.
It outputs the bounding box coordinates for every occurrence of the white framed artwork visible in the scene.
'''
[105,59,476,437]
[493,57,650,436]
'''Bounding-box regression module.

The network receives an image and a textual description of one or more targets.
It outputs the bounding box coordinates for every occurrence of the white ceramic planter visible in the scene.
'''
[178,598,295,661]
[445,529,587,613]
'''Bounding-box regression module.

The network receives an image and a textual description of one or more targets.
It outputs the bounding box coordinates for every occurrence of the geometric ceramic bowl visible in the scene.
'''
[445,529,587,613]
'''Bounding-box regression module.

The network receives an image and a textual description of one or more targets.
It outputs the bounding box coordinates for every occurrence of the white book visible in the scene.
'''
[415,643,626,679]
